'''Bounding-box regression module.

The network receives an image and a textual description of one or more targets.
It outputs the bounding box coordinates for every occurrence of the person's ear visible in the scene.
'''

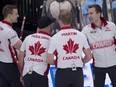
[58,19,61,25]
[58,19,63,27]
[8,14,11,18]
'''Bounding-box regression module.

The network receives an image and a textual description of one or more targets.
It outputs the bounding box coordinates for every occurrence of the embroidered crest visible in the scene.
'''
[63,38,79,54]
[29,41,46,56]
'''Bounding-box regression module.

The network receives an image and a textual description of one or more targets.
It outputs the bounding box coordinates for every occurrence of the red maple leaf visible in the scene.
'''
[63,38,79,54]
[29,41,46,56]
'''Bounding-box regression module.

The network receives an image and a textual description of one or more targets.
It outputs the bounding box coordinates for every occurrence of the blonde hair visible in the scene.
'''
[59,9,72,25]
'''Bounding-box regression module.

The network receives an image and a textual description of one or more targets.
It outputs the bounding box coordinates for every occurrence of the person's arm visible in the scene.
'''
[13,39,22,50]
[18,51,25,72]
[8,30,22,50]
[114,24,116,46]
[18,51,25,85]
[82,30,93,63]
[47,37,56,65]
[18,37,27,72]
[82,48,92,64]
[47,53,55,65]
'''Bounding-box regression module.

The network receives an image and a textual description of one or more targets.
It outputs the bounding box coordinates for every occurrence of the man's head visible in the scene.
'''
[88,4,102,23]
[59,9,72,25]
[2,5,19,23]
[38,16,56,29]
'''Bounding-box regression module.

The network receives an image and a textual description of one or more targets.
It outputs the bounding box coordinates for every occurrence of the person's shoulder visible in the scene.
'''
[0,22,12,31]
[81,24,93,34]
[23,33,37,42]
[52,31,60,37]
[25,33,36,39]
[0,21,2,24]
[6,27,16,35]
[76,30,86,35]
[107,21,115,26]
[52,30,63,39]
[83,24,92,30]
[70,29,85,36]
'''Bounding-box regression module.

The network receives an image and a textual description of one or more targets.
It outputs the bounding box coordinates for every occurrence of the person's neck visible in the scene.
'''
[94,19,102,28]
[38,28,50,34]
[4,18,12,24]
[61,24,71,27]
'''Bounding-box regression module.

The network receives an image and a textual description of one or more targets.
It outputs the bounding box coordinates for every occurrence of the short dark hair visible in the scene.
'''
[59,9,72,25]
[2,5,17,18]
[38,16,56,29]
[88,4,102,13]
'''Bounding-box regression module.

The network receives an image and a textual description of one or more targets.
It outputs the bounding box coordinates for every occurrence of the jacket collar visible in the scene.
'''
[91,17,107,29]
[2,20,12,27]
[61,26,72,30]
[37,31,50,36]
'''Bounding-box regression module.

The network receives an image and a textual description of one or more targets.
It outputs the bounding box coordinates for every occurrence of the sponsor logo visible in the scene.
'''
[105,27,111,31]
[90,30,96,34]
[0,27,3,31]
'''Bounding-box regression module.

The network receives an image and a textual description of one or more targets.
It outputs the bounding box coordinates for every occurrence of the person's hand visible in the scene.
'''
[20,76,25,86]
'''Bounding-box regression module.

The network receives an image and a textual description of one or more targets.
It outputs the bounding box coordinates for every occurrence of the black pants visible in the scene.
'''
[0,74,11,87]
[55,68,83,87]
[23,71,49,87]
[94,65,116,87]
[0,62,23,87]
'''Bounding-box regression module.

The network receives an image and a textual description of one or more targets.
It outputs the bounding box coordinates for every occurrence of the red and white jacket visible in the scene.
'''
[48,26,90,68]
[82,17,116,67]
[0,21,20,63]
[20,31,50,76]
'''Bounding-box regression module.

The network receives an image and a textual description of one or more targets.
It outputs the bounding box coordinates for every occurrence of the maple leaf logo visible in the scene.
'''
[29,41,46,56]
[63,38,79,54]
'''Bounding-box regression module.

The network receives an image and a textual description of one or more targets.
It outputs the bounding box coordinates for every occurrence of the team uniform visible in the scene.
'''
[48,26,90,87]
[20,31,50,87]
[0,21,23,87]
[82,17,116,87]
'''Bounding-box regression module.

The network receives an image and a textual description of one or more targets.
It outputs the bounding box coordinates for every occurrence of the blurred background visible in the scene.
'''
[0,0,116,40]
